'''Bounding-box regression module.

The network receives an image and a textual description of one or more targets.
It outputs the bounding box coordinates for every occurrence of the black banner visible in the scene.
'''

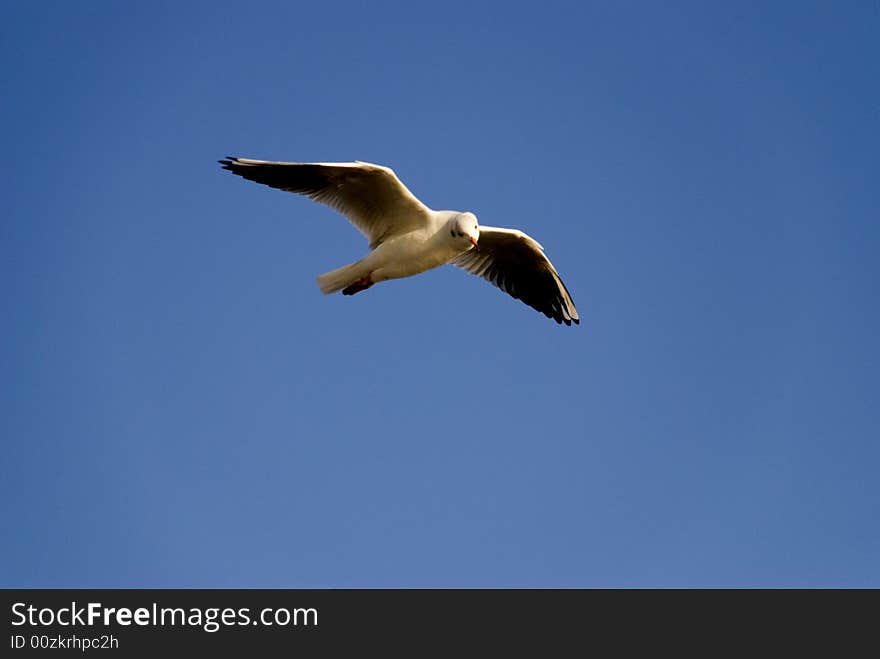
[2,589,876,653]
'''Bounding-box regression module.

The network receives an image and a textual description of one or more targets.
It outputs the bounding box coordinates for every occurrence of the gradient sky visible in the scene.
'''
[3,1,878,587]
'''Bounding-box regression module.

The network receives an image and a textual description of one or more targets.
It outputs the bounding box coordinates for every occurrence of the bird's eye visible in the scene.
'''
[450,229,455,237]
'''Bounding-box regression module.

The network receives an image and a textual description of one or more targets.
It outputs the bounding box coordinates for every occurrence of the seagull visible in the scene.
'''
[218,158,579,325]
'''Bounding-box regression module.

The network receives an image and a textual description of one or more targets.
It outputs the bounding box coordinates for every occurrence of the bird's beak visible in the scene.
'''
[470,236,479,247]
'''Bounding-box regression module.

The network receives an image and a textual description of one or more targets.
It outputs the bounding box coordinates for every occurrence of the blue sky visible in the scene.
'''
[2,1,878,587]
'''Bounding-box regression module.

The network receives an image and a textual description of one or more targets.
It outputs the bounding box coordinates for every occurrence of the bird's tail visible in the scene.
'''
[316,261,367,294]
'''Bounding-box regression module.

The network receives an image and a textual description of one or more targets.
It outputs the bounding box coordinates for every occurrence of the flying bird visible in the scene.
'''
[218,158,579,325]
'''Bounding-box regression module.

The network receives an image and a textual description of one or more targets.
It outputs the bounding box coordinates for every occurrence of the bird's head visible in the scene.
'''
[450,212,480,250]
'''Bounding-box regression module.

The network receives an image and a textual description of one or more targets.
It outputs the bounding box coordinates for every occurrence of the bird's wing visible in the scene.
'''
[451,226,579,325]
[219,158,432,248]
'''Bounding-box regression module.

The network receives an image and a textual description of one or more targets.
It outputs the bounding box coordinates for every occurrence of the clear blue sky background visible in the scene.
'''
[3,2,878,587]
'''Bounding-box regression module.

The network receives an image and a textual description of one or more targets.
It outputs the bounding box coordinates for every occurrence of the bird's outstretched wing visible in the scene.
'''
[219,158,432,248]
[451,226,579,325]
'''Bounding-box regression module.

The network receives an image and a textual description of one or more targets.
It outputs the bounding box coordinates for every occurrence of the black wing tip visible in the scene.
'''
[531,291,578,326]
[558,310,580,326]
[558,309,580,326]
[491,278,579,326]
[219,156,250,171]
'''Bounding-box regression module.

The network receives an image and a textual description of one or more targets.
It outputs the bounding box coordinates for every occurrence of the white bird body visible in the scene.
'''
[219,158,579,325]
[317,210,466,291]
